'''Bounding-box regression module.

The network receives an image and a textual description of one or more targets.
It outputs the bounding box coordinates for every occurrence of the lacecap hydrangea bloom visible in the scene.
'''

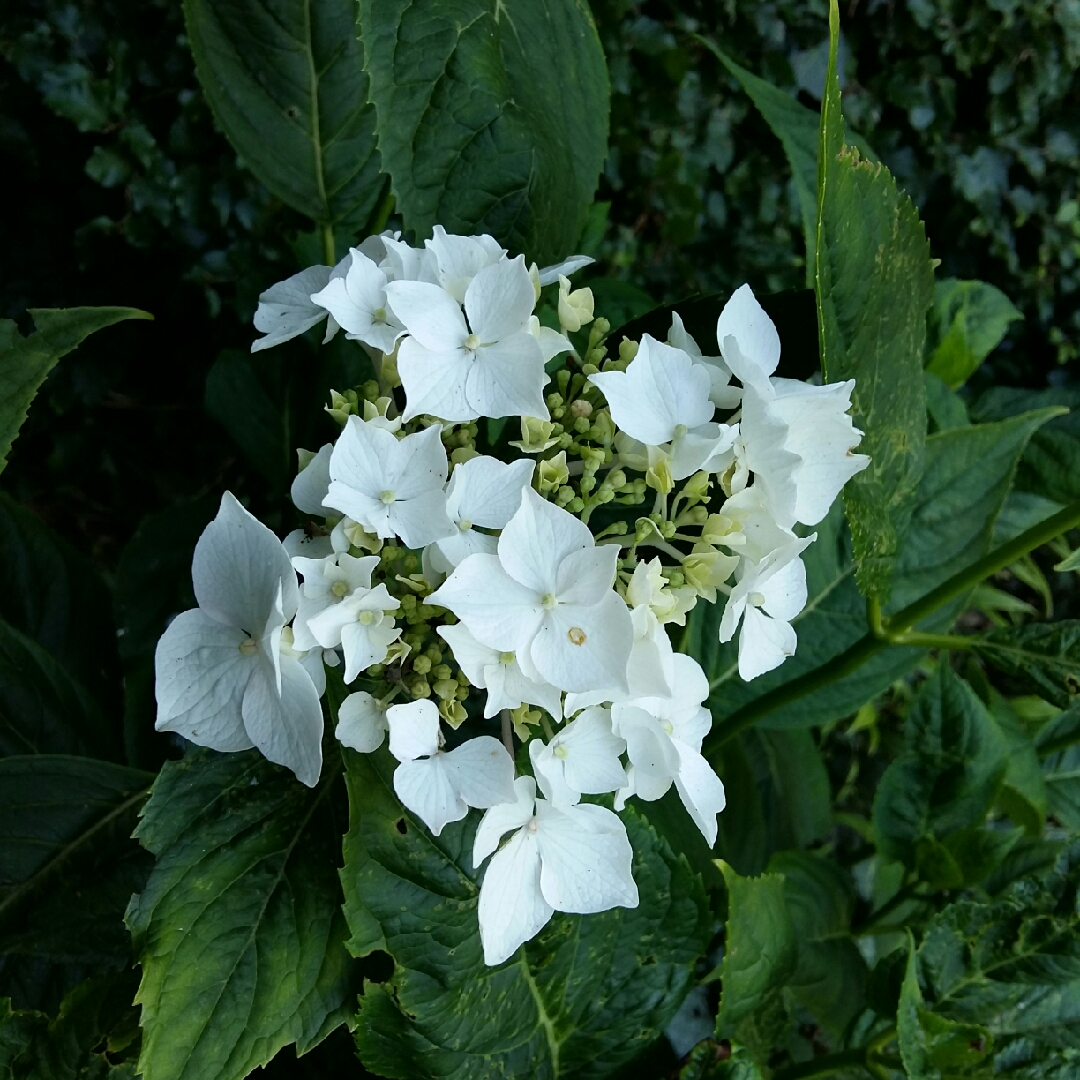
[156,228,869,966]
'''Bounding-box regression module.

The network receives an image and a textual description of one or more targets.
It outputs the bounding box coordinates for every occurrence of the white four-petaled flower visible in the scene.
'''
[386,700,516,836]
[154,492,324,787]
[429,488,634,694]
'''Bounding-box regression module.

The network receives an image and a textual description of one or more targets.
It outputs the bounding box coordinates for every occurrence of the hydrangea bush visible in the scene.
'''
[156,224,868,965]
[6,2,1080,1079]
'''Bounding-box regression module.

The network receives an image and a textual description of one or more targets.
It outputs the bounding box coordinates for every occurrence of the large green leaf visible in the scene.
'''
[341,748,709,1079]
[0,308,150,475]
[886,409,1064,611]
[184,0,384,240]
[714,862,796,1061]
[0,495,120,714]
[0,756,151,947]
[358,0,609,265]
[126,747,358,1080]
[974,622,1080,710]
[699,39,875,289]
[925,279,1022,389]
[767,852,866,1036]
[898,931,993,1080]
[972,387,1080,506]
[0,620,115,760]
[813,2,933,599]
[872,665,1008,880]
[204,350,291,490]
[917,843,1080,1076]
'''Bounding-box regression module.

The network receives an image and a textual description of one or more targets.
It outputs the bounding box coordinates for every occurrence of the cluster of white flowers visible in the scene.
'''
[156,227,868,966]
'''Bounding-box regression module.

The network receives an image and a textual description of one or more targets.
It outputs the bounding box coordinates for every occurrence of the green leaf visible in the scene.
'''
[1034,702,1080,756]
[917,843,1080,1076]
[767,852,866,1035]
[699,38,875,289]
[974,622,1080,710]
[1055,548,1080,572]
[0,494,121,713]
[926,278,1022,389]
[714,862,796,1061]
[341,748,709,1079]
[0,619,116,760]
[0,307,150,475]
[872,665,1008,871]
[0,756,150,948]
[814,3,934,599]
[127,747,358,1080]
[989,701,1048,835]
[972,386,1080,506]
[925,371,970,432]
[358,0,609,265]
[899,931,993,1080]
[0,970,141,1079]
[204,350,290,489]
[886,409,1064,612]
[183,0,385,239]
[114,497,217,662]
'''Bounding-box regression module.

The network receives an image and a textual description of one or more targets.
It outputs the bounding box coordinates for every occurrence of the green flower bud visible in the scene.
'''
[410,678,431,699]
[433,678,459,701]
[619,338,639,364]
[440,699,468,727]
[538,451,570,495]
[557,276,594,333]
[432,663,452,682]
[412,655,432,675]
[509,416,560,453]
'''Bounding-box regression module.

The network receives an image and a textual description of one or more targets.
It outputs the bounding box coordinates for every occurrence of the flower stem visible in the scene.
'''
[321,222,335,266]
[500,709,514,757]
[703,498,1080,755]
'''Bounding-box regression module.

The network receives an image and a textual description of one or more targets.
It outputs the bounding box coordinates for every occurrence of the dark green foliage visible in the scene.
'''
[342,749,710,1079]
[359,0,609,266]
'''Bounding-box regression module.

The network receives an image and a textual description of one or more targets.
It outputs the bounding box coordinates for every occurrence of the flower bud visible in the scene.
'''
[509,416,560,453]
[558,275,595,333]
[410,678,432,699]
[608,469,627,490]
[440,699,469,727]
[556,484,576,506]
[646,453,675,495]
[325,388,357,426]
[619,338,639,364]
[570,399,593,419]
[681,471,711,504]
[433,678,459,701]
[432,663,452,681]
[412,655,432,675]
[682,544,739,604]
[450,446,479,465]
[538,451,570,494]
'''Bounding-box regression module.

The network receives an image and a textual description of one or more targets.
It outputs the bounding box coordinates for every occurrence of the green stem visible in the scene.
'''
[364,176,395,237]
[321,222,335,266]
[882,498,1080,634]
[705,498,1080,754]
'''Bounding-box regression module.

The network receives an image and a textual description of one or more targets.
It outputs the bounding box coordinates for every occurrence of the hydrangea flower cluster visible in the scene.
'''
[155,228,869,966]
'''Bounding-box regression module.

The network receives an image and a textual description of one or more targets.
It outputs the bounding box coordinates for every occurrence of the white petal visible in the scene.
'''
[716,283,780,383]
[464,256,536,342]
[767,377,870,526]
[530,592,633,695]
[530,320,573,363]
[447,455,535,530]
[498,488,592,595]
[720,484,799,563]
[282,530,334,560]
[385,422,450,501]
[555,545,619,607]
[531,706,626,805]
[393,756,466,836]
[339,617,399,682]
[241,655,324,787]
[433,527,498,569]
[537,254,594,287]
[429,553,544,653]
[327,416,395,501]
[251,265,332,352]
[388,490,456,549]
[396,338,476,423]
[490,662,564,721]
[427,227,505,303]
[192,491,296,631]
[442,736,517,808]
[611,705,680,788]
[468,335,549,421]
[473,775,537,866]
[589,335,713,446]
[154,609,254,751]
[738,605,798,681]
[759,553,810,623]
[384,279,468,352]
[535,801,639,913]
[291,443,334,516]
[477,828,552,966]
[673,740,726,848]
[386,698,441,762]
[437,621,500,685]
[335,691,388,753]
